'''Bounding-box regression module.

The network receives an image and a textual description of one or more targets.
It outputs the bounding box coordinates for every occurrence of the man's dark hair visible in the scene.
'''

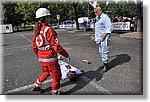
[67,71,77,81]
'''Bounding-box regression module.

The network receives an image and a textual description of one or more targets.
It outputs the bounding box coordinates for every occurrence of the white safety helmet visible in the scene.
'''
[36,8,51,19]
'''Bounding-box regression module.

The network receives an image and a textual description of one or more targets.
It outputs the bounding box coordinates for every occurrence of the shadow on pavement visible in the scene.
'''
[40,67,104,95]
[108,54,131,70]
[41,54,131,95]
[61,68,104,95]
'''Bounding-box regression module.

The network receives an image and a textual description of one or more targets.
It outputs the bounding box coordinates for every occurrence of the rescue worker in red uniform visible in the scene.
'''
[32,8,70,95]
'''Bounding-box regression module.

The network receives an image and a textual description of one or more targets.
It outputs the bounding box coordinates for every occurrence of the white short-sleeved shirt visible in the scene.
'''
[95,13,112,43]
[58,60,81,80]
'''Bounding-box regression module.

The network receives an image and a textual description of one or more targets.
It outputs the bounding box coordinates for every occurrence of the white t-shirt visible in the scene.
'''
[58,60,82,80]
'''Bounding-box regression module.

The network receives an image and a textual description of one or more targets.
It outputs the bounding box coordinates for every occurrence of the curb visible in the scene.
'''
[68,30,84,33]
[119,32,143,39]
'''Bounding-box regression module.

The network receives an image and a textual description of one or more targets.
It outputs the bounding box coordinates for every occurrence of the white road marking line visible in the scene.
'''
[1,60,112,95]
[3,34,112,95]
[3,53,13,56]
[1,76,112,95]
[4,45,32,50]
[81,76,112,95]
[1,79,52,94]
[20,34,32,43]
[60,61,112,95]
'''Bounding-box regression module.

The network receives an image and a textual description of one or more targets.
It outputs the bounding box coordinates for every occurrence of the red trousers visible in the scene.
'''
[37,61,61,90]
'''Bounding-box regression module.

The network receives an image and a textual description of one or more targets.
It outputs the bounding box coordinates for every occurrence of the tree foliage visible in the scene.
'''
[1,1,139,30]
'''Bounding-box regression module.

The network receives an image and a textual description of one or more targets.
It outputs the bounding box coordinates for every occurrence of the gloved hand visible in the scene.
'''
[67,55,71,62]
[58,55,67,60]
[58,55,62,60]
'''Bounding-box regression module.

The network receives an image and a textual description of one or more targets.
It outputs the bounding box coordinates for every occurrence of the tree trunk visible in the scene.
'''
[137,0,143,32]
[24,23,26,30]
[73,3,80,30]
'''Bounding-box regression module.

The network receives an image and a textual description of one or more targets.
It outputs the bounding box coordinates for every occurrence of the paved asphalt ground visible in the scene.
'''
[1,29,143,95]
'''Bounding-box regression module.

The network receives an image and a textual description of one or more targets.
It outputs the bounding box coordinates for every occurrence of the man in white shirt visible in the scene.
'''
[90,6,112,73]
[58,60,84,81]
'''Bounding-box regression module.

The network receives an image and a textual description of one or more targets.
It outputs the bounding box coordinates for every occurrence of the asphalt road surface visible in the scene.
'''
[1,29,143,95]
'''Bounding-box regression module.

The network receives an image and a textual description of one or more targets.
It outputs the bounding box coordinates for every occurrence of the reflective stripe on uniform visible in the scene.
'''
[38,57,58,62]
[38,45,52,50]
[43,27,50,45]
[36,79,42,84]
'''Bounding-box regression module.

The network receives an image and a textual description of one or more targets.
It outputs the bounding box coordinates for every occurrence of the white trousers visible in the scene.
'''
[98,35,111,64]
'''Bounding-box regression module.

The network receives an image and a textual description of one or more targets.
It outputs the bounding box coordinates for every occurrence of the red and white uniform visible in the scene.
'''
[32,23,69,90]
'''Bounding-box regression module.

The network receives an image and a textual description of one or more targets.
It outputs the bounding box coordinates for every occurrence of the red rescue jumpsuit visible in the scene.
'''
[32,23,69,90]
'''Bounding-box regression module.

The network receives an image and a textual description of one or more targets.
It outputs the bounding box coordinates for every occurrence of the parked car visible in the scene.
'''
[59,20,74,29]
[59,18,95,31]
[90,21,95,30]
[50,23,58,29]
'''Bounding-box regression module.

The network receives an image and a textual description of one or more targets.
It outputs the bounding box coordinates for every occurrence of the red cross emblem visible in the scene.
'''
[36,35,43,47]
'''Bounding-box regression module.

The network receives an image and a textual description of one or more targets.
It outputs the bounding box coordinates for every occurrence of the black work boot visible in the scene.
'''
[100,63,109,73]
